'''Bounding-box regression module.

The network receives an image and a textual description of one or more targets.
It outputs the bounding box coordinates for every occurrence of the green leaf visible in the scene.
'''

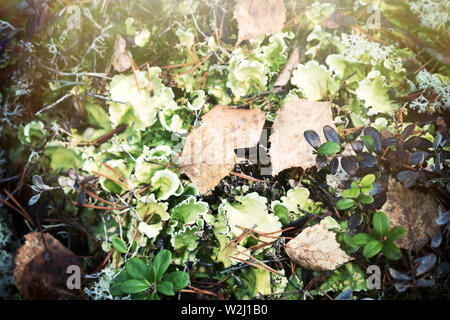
[360,186,372,195]
[85,101,112,129]
[148,292,161,300]
[109,282,124,296]
[157,281,175,296]
[154,249,172,282]
[372,211,390,239]
[146,264,157,283]
[382,241,402,260]
[339,232,360,254]
[352,233,373,246]
[386,226,407,242]
[342,187,360,199]
[317,141,341,155]
[336,198,355,210]
[164,271,189,292]
[363,239,383,258]
[133,293,150,300]
[357,194,374,204]
[45,147,82,172]
[120,279,150,294]
[360,135,375,153]
[112,237,127,254]
[360,174,375,186]
[125,257,147,280]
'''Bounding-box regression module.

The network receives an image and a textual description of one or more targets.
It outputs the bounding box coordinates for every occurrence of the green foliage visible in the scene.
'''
[352,212,407,260]
[1,0,446,301]
[317,141,341,155]
[337,174,375,211]
[111,250,189,300]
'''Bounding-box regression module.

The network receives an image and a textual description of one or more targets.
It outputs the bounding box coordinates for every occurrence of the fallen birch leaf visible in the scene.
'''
[270,99,337,176]
[14,232,83,300]
[179,105,266,194]
[381,177,441,250]
[111,35,131,72]
[274,46,301,87]
[285,221,352,271]
[234,0,286,46]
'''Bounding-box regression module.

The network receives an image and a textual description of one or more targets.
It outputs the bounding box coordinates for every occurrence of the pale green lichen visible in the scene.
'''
[150,169,181,200]
[137,194,170,240]
[235,267,287,299]
[355,71,393,115]
[187,90,206,111]
[273,186,321,216]
[305,1,335,24]
[134,145,174,185]
[134,28,150,47]
[227,50,267,99]
[109,69,177,130]
[98,159,133,194]
[159,105,192,134]
[219,192,281,243]
[291,60,335,101]
[170,196,211,226]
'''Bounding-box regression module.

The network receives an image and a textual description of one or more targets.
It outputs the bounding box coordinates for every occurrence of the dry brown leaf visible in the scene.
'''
[274,46,301,87]
[285,221,352,271]
[112,35,131,72]
[269,99,337,176]
[381,177,441,250]
[234,0,286,45]
[179,105,266,194]
[14,232,84,300]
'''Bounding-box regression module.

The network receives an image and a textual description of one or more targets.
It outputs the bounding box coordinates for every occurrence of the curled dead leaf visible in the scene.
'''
[112,35,131,72]
[14,232,84,300]
[269,99,337,176]
[285,221,352,271]
[234,0,286,45]
[381,177,441,250]
[179,105,266,194]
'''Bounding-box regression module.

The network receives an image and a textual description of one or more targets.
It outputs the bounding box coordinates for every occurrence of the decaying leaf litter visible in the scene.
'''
[0,0,449,300]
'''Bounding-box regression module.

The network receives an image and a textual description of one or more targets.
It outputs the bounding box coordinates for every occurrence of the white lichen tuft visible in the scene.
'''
[407,0,450,31]
[83,267,129,300]
[0,213,18,299]
[410,70,450,114]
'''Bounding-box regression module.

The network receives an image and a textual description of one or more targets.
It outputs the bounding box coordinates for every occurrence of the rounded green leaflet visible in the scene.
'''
[386,226,407,242]
[352,233,373,245]
[317,141,341,155]
[372,211,390,239]
[357,194,374,204]
[112,237,127,254]
[109,282,124,296]
[382,241,402,260]
[360,174,375,186]
[154,249,172,282]
[120,279,150,294]
[342,187,360,199]
[157,281,175,296]
[336,198,355,210]
[164,271,189,292]
[126,257,148,279]
[360,135,375,153]
[146,264,157,283]
[363,239,383,258]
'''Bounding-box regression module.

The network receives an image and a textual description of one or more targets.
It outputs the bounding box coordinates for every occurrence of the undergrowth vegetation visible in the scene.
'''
[0,0,449,300]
